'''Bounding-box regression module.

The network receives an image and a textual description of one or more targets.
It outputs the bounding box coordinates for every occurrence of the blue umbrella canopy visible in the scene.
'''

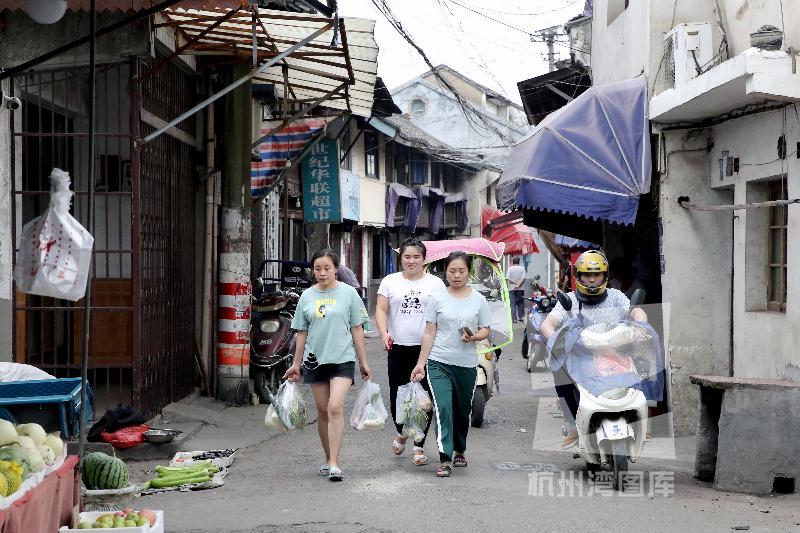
[497,77,651,226]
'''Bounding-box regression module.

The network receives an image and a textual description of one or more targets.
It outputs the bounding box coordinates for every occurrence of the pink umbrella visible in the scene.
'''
[421,238,506,264]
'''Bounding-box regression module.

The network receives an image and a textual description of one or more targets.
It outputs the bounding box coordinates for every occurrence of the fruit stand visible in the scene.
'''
[0,454,79,532]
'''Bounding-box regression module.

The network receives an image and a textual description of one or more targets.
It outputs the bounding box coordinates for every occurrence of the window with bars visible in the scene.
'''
[767,179,788,311]
[364,129,379,178]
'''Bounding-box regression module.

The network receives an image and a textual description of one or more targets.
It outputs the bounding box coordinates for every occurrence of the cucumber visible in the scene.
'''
[148,473,210,488]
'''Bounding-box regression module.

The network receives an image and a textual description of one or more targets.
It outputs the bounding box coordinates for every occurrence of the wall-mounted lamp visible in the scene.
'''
[23,0,68,24]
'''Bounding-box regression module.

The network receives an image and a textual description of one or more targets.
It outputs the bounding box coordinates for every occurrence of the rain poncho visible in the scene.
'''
[547,315,664,401]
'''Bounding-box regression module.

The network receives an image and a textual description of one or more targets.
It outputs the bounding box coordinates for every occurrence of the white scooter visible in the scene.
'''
[555,290,651,491]
[471,335,496,428]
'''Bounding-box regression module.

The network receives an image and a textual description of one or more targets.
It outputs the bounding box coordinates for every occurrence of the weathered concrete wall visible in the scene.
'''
[591,0,720,93]
[590,0,652,86]
[710,109,800,379]
[421,70,484,110]
[718,0,800,55]
[0,11,150,69]
[391,82,527,168]
[659,129,734,435]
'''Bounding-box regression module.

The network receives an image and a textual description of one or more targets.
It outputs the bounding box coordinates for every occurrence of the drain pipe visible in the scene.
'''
[200,99,217,395]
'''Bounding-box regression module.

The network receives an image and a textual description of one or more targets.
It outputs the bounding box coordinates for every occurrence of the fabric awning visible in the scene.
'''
[386,183,420,231]
[497,77,652,226]
[481,207,539,255]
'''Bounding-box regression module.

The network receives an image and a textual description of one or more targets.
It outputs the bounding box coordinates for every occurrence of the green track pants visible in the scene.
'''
[426,359,478,462]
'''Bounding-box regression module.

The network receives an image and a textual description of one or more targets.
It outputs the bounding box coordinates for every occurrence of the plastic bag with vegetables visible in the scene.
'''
[273,381,308,430]
[396,382,429,443]
[350,380,388,431]
[411,381,433,413]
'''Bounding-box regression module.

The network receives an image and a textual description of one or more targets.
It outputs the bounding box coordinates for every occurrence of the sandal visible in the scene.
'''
[412,447,428,466]
[392,435,407,456]
[319,464,330,476]
[453,454,467,467]
[328,466,343,481]
[436,464,452,478]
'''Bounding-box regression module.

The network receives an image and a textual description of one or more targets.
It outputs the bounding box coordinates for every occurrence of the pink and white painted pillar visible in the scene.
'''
[216,207,251,402]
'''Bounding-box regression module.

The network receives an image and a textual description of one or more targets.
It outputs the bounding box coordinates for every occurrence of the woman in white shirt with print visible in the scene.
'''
[376,238,445,466]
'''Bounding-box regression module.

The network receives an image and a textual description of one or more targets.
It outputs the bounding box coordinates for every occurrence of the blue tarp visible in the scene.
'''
[554,234,600,250]
[497,77,651,226]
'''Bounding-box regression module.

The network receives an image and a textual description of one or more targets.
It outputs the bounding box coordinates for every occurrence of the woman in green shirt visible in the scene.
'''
[284,250,373,481]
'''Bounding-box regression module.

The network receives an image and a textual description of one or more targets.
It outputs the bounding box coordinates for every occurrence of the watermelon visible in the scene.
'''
[81,452,128,490]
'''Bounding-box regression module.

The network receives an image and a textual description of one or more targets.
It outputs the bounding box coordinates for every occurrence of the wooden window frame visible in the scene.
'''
[767,178,788,312]
[364,129,379,179]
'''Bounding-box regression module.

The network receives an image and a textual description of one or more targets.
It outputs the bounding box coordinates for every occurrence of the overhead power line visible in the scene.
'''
[370,0,518,145]
[443,0,591,55]
[457,0,582,16]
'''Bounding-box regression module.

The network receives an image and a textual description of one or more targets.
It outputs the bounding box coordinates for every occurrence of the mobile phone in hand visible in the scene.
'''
[460,326,474,337]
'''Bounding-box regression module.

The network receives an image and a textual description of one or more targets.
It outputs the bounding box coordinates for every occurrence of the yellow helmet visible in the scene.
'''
[574,250,609,304]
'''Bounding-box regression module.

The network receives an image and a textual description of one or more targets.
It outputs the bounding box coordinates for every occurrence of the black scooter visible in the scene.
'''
[250,289,299,403]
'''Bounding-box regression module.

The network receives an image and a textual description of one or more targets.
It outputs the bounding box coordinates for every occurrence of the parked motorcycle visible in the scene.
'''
[521,292,556,373]
[551,289,662,491]
[250,289,300,404]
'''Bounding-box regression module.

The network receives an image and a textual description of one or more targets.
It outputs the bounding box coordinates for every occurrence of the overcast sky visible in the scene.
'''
[338,0,587,105]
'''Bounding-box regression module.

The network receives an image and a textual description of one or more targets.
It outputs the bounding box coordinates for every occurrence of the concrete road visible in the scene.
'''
[130,324,800,533]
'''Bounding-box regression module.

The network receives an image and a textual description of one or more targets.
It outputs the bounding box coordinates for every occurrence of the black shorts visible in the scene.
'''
[302,361,355,384]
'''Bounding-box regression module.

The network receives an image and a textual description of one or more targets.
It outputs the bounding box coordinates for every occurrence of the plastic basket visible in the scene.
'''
[0,378,92,438]
[81,483,143,512]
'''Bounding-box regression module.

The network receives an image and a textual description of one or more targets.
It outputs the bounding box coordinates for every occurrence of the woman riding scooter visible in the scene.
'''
[540,250,647,448]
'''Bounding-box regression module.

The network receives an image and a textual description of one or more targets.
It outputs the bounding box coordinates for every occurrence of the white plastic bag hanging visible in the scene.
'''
[350,380,388,431]
[273,381,307,430]
[396,382,429,444]
[13,169,94,301]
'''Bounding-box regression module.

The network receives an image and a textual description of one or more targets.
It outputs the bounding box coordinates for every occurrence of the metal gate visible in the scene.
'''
[132,54,198,418]
[10,63,135,414]
[10,55,199,419]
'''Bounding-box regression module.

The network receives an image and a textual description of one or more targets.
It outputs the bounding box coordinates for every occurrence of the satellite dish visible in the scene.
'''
[23,0,68,25]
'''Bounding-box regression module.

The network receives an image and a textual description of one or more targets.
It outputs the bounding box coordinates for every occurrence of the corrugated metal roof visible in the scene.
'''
[1,1,247,11]
[160,7,377,117]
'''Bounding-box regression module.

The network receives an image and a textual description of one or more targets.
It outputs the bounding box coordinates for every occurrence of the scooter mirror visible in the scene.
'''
[629,288,646,306]
[556,290,572,311]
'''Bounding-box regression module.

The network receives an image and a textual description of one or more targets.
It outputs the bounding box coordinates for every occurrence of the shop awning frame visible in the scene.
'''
[158,6,378,117]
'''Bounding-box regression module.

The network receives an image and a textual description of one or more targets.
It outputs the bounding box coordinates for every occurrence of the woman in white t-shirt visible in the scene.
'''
[376,237,446,466]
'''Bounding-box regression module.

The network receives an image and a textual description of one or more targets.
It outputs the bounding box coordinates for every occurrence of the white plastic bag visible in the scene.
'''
[396,382,429,443]
[412,381,433,413]
[13,169,94,301]
[263,404,287,432]
[273,381,307,430]
[350,380,388,431]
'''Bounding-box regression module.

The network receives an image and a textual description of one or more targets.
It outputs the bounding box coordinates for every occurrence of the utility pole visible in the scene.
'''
[217,63,253,404]
[532,25,561,72]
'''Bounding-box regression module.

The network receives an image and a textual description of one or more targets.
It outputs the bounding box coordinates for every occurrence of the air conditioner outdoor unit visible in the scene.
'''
[664,22,713,89]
